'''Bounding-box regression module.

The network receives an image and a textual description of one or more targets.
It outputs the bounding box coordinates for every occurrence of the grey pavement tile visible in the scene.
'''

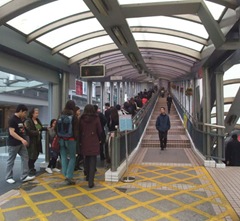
[106,197,136,210]
[47,211,80,221]
[187,178,202,185]
[77,203,110,219]
[174,193,200,204]
[37,201,67,213]
[30,192,56,203]
[139,172,159,178]
[3,207,36,220]
[67,194,93,207]
[155,169,174,174]
[20,183,47,193]
[1,197,26,209]
[195,202,216,216]
[56,187,81,197]
[131,191,158,202]
[156,176,176,183]
[96,214,126,221]
[172,209,208,221]
[93,189,119,200]
[150,199,180,212]
[152,189,177,196]
[123,206,158,221]
[171,173,190,179]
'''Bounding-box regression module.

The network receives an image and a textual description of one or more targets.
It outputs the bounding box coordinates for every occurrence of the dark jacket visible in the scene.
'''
[25,118,43,159]
[79,114,102,156]
[226,139,240,166]
[155,114,171,132]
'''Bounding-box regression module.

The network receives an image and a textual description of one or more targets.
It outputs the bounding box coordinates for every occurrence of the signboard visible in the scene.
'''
[75,79,83,95]
[110,76,123,81]
[80,64,105,78]
[119,115,133,132]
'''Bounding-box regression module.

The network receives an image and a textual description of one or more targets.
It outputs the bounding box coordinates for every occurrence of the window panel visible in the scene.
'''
[133,32,203,51]
[7,0,89,34]
[37,18,104,48]
[224,64,240,81]
[127,16,208,39]
[119,0,225,20]
[60,35,113,57]
[0,0,12,7]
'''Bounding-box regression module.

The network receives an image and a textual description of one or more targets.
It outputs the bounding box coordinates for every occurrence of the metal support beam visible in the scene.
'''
[87,81,92,104]
[215,72,225,162]
[100,82,105,112]
[110,82,114,106]
[203,68,211,158]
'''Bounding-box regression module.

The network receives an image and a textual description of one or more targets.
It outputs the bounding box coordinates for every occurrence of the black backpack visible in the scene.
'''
[57,115,73,138]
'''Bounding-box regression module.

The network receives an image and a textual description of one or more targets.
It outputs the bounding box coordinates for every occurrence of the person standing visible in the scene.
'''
[58,100,78,185]
[79,104,102,188]
[74,106,83,171]
[166,94,173,114]
[155,107,171,150]
[93,105,107,161]
[225,134,240,166]
[24,108,44,176]
[45,119,61,174]
[5,104,35,184]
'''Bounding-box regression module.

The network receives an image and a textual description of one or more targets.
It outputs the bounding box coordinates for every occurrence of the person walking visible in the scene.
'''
[79,104,102,188]
[45,119,61,174]
[24,108,45,176]
[74,106,83,171]
[5,104,35,184]
[155,107,171,150]
[225,134,240,166]
[57,100,78,185]
[166,94,173,114]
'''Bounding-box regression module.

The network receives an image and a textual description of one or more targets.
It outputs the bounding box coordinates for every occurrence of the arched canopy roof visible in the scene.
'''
[0,0,240,83]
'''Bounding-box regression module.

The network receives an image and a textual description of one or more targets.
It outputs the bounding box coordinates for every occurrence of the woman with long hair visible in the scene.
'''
[58,100,78,185]
[79,104,102,188]
[24,108,44,176]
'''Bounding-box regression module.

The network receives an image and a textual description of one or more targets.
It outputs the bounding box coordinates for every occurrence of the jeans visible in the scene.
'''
[5,144,29,180]
[59,139,76,179]
[158,131,168,150]
[84,156,97,186]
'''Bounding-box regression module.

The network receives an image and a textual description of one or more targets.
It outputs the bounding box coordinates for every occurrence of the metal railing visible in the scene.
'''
[109,90,159,171]
[173,96,225,161]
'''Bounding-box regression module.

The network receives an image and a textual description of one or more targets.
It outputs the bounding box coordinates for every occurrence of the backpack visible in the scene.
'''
[57,115,73,138]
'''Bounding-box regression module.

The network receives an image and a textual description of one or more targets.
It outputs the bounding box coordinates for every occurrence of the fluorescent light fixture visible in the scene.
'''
[128,53,137,64]
[112,26,128,46]
[92,0,108,16]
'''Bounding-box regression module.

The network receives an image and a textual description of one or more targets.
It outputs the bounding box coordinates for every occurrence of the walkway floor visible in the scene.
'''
[0,97,239,220]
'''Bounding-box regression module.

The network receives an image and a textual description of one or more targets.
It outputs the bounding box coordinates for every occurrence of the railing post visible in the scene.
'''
[111,130,119,172]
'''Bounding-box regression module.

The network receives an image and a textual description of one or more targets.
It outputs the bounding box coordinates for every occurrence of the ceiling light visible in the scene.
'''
[112,26,128,46]
[92,0,108,16]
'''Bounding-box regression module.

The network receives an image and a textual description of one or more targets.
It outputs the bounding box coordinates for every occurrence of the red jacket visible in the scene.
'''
[79,114,102,156]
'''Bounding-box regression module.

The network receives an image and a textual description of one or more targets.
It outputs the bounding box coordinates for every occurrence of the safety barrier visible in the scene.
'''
[109,90,159,172]
[173,96,225,162]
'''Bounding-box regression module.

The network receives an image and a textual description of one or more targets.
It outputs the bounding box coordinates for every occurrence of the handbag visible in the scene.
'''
[51,135,60,151]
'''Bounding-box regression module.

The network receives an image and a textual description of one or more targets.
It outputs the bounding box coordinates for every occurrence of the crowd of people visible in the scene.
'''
[5,87,156,188]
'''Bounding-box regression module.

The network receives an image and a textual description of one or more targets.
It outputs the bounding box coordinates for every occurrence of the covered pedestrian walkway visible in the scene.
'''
[0,97,239,220]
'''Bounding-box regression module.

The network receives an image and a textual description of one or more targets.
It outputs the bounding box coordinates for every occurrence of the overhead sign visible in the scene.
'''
[110,76,123,81]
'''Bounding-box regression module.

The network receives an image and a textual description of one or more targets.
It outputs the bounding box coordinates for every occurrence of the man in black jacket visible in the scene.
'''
[225,134,240,166]
[156,107,171,150]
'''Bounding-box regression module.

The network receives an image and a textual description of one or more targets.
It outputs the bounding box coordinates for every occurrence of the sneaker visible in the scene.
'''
[66,178,76,185]
[6,178,15,184]
[52,168,61,172]
[22,176,35,182]
[45,167,53,174]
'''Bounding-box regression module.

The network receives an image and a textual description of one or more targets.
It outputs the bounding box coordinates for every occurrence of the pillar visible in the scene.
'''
[87,81,92,104]
[215,71,224,162]
[203,68,211,159]
[110,82,114,106]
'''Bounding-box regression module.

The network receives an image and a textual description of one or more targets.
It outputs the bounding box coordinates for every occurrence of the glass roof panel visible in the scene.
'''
[127,16,208,39]
[224,64,240,80]
[7,0,89,34]
[37,18,104,48]
[119,0,225,20]
[0,0,12,7]
[60,35,114,57]
[133,32,203,51]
